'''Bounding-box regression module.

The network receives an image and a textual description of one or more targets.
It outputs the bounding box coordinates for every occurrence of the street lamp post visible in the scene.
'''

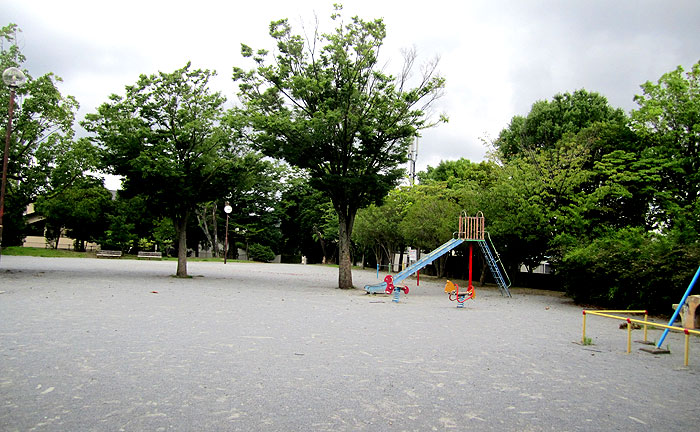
[1,67,27,261]
[223,202,232,264]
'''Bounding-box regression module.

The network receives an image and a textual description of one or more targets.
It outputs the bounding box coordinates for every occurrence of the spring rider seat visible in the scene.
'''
[445,280,474,308]
[384,274,409,303]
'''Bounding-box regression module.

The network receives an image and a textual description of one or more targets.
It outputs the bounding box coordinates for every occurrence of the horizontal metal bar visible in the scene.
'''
[584,311,700,336]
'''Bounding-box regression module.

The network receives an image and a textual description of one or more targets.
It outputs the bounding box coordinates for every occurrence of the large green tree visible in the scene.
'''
[84,63,240,277]
[489,90,657,268]
[354,186,412,269]
[279,173,338,264]
[399,184,461,278]
[1,24,90,246]
[34,176,112,251]
[495,89,626,160]
[195,154,285,259]
[233,6,446,288]
[630,60,700,231]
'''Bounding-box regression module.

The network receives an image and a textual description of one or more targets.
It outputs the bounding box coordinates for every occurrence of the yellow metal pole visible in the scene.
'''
[594,310,647,313]
[643,312,648,343]
[582,311,587,344]
[684,330,690,367]
[626,319,632,354]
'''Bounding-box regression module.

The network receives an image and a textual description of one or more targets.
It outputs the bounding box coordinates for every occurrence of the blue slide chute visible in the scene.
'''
[364,237,464,294]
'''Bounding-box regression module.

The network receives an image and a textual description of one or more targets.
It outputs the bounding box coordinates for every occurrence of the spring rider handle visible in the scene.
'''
[384,275,409,302]
[445,280,474,308]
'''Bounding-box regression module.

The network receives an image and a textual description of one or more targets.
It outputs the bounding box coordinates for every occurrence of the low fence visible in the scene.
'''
[23,235,98,251]
[582,309,700,367]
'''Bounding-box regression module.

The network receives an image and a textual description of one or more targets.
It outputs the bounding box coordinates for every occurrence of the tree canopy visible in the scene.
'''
[1,24,95,246]
[233,6,446,288]
[630,62,700,230]
[83,63,242,276]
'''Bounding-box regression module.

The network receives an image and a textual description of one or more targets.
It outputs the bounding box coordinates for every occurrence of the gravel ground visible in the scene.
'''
[1,256,698,431]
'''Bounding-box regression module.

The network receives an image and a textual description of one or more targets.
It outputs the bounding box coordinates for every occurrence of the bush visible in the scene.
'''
[248,243,275,262]
[560,227,700,314]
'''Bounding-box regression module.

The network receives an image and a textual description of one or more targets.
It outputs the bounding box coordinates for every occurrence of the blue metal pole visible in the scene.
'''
[377,264,379,279]
[657,266,700,348]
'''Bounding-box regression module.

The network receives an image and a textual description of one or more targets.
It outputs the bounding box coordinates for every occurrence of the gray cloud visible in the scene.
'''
[2,0,699,174]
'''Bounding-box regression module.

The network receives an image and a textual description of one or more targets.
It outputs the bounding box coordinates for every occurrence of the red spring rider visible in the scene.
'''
[384,275,409,303]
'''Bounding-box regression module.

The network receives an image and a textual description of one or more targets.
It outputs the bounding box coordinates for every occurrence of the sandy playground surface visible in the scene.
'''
[0,256,698,431]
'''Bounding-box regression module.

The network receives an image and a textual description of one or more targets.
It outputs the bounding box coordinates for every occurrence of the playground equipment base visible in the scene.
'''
[639,347,671,355]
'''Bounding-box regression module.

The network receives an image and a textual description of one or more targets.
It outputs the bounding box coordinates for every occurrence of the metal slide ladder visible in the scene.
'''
[478,232,512,297]
[365,237,465,293]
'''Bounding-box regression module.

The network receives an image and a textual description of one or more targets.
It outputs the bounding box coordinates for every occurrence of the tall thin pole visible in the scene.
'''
[0,87,16,261]
[468,242,473,290]
[223,202,232,264]
[224,213,229,264]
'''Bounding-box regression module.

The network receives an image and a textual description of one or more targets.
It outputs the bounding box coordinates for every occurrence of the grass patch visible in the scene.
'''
[3,247,258,262]
[582,336,594,346]
[2,246,92,258]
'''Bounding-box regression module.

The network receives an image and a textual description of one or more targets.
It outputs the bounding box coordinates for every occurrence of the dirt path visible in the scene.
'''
[1,256,698,431]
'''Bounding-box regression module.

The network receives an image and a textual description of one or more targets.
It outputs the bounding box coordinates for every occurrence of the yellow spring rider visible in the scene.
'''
[445,279,475,308]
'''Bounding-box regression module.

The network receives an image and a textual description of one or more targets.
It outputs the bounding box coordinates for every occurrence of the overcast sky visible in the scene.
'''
[3,0,699,187]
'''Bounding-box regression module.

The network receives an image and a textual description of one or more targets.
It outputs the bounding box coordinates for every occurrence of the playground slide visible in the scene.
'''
[364,237,465,294]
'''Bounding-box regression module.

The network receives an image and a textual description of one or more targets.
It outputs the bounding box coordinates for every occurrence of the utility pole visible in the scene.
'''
[1,67,27,261]
[408,137,418,185]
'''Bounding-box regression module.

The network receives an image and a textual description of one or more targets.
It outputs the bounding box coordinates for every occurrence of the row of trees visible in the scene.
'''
[1,7,446,285]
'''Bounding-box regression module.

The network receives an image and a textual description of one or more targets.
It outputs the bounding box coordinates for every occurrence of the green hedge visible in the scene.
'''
[248,243,275,262]
[560,228,700,314]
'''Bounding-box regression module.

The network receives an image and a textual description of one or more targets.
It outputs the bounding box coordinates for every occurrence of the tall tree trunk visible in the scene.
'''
[436,255,447,278]
[212,203,219,258]
[175,213,189,278]
[380,244,391,271]
[314,225,328,263]
[337,208,357,289]
[196,206,213,256]
[373,245,382,270]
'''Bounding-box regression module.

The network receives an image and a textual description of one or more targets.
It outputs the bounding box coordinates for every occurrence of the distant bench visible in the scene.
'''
[137,251,163,259]
[96,250,122,258]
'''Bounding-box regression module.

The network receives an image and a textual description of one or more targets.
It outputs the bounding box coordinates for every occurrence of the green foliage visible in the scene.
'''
[555,62,700,311]
[152,217,176,254]
[399,184,461,277]
[279,172,335,263]
[34,176,111,251]
[419,158,498,189]
[234,6,446,288]
[353,186,412,266]
[225,155,286,254]
[102,212,137,252]
[494,89,625,160]
[487,89,662,272]
[477,161,551,273]
[560,228,700,313]
[84,63,241,276]
[247,243,275,262]
[630,60,700,228]
[2,23,90,245]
